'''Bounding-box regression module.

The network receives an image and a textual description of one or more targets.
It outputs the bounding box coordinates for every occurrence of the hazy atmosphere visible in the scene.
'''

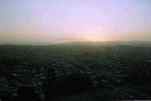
[0,0,151,44]
[1,1,151,100]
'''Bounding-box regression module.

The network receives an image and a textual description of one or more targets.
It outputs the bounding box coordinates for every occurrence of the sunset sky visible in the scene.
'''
[0,0,151,44]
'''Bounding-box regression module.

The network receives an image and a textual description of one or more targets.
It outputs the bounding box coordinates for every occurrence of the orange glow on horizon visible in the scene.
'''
[81,35,108,42]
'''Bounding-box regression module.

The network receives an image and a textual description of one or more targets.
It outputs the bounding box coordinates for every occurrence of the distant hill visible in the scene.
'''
[0,41,151,47]
[51,41,151,47]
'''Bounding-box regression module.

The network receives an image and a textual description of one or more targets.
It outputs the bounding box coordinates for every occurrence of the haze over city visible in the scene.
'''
[0,0,151,44]
[1,1,151,100]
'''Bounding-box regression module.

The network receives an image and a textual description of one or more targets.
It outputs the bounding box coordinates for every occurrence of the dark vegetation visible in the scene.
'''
[0,42,151,101]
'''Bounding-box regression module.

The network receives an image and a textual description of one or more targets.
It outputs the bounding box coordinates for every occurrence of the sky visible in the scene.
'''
[0,0,151,44]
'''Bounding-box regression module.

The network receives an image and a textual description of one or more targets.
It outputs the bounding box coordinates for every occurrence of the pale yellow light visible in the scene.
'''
[82,35,108,42]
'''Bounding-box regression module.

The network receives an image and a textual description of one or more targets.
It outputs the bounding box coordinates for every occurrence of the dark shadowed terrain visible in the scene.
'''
[0,42,151,101]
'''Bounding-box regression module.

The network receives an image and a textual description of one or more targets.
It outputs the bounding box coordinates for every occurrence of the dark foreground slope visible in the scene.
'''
[0,42,151,101]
